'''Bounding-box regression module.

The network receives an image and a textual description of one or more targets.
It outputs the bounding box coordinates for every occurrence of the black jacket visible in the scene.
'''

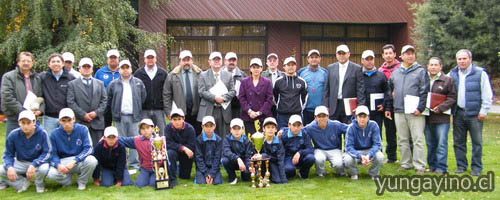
[273,75,308,114]
[39,70,75,118]
[92,140,127,181]
[362,70,390,114]
[165,122,196,153]
[134,66,168,110]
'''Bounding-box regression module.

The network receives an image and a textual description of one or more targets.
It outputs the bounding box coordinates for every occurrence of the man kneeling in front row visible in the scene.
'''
[344,106,384,180]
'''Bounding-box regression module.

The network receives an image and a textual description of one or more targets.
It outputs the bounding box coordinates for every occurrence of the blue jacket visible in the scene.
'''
[345,119,382,160]
[95,65,120,88]
[3,125,51,170]
[298,65,328,112]
[222,134,254,162]
[302,120,348,150]
[194,132,222,178]
[280,128,314,158]
[50,123,93,166]
[449,64,485,116]
[261,136,287,183]
[92,140,127,181]
[165,122,196,153]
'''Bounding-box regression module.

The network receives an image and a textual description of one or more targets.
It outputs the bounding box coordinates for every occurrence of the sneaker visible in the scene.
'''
[0,185,7,190]
[36,186,45,193]
[77,184,86,190]
[416,169,425,175]
[317,173,324,177]
[128,169,137,175]
[471,170,481,176]
[351,175,358,180]
[17,181,30,193]
[455,168,466,174]
[426,168,434,173]
[229,178,238,185]
[434,171,444,175]
[385,159,398,164]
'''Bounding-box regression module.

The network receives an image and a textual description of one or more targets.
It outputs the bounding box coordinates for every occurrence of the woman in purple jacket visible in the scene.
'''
[238,58,274,135]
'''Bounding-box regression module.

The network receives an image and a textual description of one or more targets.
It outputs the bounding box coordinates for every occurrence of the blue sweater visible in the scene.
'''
[280,128,314,158]
[3,126,51,170]
[302,120,348,150]
[297,65,328,112]
[50,123,93,166]
[345,119,382,160]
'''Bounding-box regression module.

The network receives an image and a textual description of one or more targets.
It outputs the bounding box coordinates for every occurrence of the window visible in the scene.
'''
[167,22,266,72]
[301,24,389,67]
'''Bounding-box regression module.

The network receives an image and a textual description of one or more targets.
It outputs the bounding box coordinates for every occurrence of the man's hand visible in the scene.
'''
[57,164,69,174]
[478,114,487,121]
[65,160,77,171]
[277,130,284,138]
[7,167,17,182]
[361,155,371,167]
[384,111,392,120]
[292,152,300,165]
[206,175,213,185]
[249,112,259,119]
[237,158,246,171]
[84,113,92,122]
[413,110,421,116]
[184,147,194,159]
[432,107,441,114]
[88,111,97,119]
[215,96,225,104]
[33,110,42,117]
[377,105,384,112]
[26,165,36,181]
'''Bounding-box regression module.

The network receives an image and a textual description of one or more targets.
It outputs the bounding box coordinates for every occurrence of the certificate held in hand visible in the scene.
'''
[343,98,358,116]
[428,92,446,109]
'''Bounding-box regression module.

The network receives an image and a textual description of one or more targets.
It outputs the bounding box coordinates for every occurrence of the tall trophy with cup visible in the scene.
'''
[151,126,172,190]
[249,121,271,188]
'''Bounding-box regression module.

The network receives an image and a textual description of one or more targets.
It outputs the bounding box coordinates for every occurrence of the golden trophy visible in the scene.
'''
[151,126,171,190]
[250,120,270,188]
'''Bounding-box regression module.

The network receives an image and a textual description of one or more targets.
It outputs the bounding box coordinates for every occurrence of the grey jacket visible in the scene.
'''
[1,67,43,119]
[197,69,236,123]
[67,78,107,130]
[107,77,147,122]
[163,64,202,116]
[261,69,285,86]
[387,62,430,113]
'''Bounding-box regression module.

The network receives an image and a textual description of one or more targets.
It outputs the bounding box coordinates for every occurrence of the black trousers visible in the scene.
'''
[383,111,398,161]
[167,149,194,179]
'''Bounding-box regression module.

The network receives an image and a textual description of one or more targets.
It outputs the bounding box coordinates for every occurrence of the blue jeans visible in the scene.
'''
[135,168,155,188]
[42,115,60,136]
[100,168,134,187]
[453,108,483,172]
[425,122,450,173]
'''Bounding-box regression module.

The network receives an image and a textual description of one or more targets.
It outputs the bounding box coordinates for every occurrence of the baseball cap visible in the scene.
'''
[401,45,416,54]
[267,53,278,60]
[336,44,350,53]
[62,52,75,63]
[170,108,185,118]
[119,60,132,69]
[18,110,36,121]
[283,57,297,65]
[209,52,222,60]
[307,49,321,57]
[144,49,157,58]
[59,108,75,120]
[179,50,193,59]
[361,50,375,59]
[230,118,244,128]
[107,49,120,58]
[104,126,119,137]
[138,118,155,128]
[78,57,93,68]
[263,117,277,127]
[224,52,238,60]
[355,105,370,116]
[288,115,302,125]
[314,105,329,116]
[202,116,216,126]
[249,58,263,67]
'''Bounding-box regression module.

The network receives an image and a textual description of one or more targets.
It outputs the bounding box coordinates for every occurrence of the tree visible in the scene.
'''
[411,0,500,75]
[0,0,173,72]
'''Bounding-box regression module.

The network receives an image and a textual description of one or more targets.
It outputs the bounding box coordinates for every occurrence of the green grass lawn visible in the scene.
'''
[0,116,499,199]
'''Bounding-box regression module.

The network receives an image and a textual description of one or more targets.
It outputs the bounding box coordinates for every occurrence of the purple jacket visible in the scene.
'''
[238,76,274,122]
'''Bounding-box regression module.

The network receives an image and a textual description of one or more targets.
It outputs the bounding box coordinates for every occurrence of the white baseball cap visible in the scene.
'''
[314,105,329,116]
[144,49,157,58]
[336,44,350,53]
[78,57,93,68]
[202,116,216,126]
[361,50,375,59]
[267,53,278,60]
[170,108,185,118]
[18,110,36,121]
[179,50,193,59]
[138,118,155,128]
[283,57,297,65]
[401,45,416,54]
[288,115,302,125]
[62,52,75,63]
[59,108,75,120]
[249,58,263,67]
[119,60,132,68]
[263,117,277,127]
[209,52,222,60]
[307,49,321,57]
[104,126,119,137]
[355,105,370,116]
[107,49,120,58]
[224,52,238,60]
[230,118,244,128]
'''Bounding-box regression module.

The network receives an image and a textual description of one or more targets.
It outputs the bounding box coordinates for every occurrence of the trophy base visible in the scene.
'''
[155,180,171,190]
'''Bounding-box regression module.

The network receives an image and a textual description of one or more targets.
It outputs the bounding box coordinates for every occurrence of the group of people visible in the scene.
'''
[0,43,493,193]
